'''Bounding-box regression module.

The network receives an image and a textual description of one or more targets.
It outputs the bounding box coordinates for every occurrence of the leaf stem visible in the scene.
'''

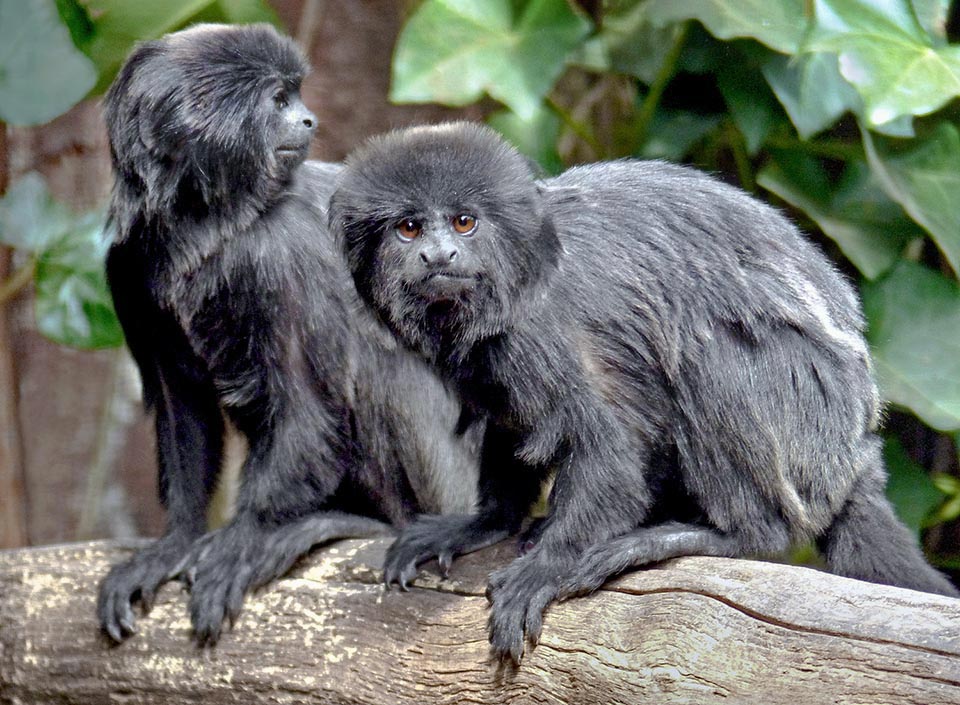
[726,121,756,193]
[0,257,35,305]
[545,95,605,158]
[765,134,864,161]
[633,21,689,149]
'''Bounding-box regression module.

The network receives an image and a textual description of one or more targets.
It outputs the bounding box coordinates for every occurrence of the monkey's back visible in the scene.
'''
[543,160,867,368]
[540,160,881,541]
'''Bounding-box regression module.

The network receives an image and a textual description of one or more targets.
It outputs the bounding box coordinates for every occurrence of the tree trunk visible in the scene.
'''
[0,124,28,550]
[1,539,957,704]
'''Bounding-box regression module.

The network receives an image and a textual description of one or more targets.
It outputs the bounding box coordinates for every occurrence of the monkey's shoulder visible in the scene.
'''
[296,159,344,203]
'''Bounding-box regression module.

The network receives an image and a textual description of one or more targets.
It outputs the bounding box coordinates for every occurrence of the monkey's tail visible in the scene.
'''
[819,475,958,597]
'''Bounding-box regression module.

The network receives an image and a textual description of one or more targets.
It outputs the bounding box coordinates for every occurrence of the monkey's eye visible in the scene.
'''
[452,213,477,235]
[395,218,423,242]
[273,92,289,110]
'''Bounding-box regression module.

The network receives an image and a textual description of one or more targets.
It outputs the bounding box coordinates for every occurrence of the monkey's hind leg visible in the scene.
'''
[819,443,958,597]
[558,522,744,599]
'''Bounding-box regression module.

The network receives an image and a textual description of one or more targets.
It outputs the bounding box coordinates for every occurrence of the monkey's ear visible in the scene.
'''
[136,105,160,153]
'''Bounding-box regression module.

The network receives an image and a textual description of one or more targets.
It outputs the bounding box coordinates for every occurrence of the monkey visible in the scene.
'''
[330,121,959,663]
[98,26,477,647]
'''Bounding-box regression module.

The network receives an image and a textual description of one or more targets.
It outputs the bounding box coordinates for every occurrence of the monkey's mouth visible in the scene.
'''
[275,145,308,158]
[424,271,473,282]
[420,271,476,300]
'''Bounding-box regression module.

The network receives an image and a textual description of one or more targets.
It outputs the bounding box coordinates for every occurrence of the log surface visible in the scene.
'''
[1,539,958,704]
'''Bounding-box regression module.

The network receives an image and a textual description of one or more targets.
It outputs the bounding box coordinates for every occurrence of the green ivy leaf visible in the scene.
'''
[0,173,72,252]
[758,156,918,279]
[639,107,722,161]
[717,61,780,154]
[34,211,122,350]
[215,0,280,25]
[804,0,960,125]
[0,174,121,349]
[862,122,960,278]
[911,0,951,40]
[487,106,563,175]
[574,1,683,83]
[76,0,282,92]
[762,53,859,139]
[390,0,591,120]
[863,261,960,432]
[645,0,808,54]
[55,0,95,50]
[0,0,97,125]
[883,437,945,535]
[78,0,214,91]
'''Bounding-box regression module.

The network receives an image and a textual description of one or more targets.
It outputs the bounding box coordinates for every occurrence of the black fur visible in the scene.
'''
[98,26,477,646]
[331,121,958,663]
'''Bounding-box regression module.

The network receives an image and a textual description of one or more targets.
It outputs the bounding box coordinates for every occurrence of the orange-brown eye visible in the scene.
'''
[396,218,422,241]
[452,213,477,235]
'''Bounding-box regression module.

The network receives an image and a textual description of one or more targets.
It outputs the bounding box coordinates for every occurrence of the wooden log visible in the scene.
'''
[1,538,958,704]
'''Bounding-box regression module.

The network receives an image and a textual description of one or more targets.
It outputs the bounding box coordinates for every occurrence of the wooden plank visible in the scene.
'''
[1,539,958,704]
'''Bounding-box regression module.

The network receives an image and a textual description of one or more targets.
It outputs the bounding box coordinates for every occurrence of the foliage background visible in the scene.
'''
[0,0,957,576]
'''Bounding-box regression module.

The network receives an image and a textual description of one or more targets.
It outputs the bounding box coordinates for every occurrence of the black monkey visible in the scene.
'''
[331,122,958,663]
[99,26,477,646]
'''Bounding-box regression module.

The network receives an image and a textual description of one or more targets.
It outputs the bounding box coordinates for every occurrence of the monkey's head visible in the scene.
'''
[331,122,560,357]
[105,23,316,232]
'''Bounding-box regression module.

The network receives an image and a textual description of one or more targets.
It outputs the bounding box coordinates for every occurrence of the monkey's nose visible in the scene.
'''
[420,247,459,267]
[302,111,317,131]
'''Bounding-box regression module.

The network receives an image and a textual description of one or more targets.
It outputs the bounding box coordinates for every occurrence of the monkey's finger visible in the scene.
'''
[522,585,556,647]
[103,593,135,643]
[383,564,402,589]
[437,550,454,578]
[490,631,524,665]
[118,605,137,639]
[190,580,230,647]
[225,568,252,629]
[399,562,419,591]
[180,566,197,589]
[488,601,527,665]
[139,586,156,614]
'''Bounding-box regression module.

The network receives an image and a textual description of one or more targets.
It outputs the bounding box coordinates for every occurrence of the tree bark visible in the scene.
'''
[1,539,958,705]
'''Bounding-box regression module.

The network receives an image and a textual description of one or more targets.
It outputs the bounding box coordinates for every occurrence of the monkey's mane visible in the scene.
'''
[104,23,309,239]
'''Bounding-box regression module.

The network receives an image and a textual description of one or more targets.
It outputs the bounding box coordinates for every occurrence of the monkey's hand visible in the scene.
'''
[383,514,510,590]
[485,546,577,664]
[97,530,194,643]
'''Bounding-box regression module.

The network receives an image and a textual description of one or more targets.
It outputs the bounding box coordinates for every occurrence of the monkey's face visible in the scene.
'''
[105,23,314,219]
[333,123,560,353]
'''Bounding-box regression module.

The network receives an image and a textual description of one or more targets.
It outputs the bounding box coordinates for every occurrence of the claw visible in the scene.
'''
[118,611,137,637]
[105,617,124,644]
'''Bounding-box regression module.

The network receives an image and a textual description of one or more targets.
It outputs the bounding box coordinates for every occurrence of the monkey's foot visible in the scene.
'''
[97,531,193,643]
[383,514,509,590]
[485,548,575,664]
[178,520,273,647]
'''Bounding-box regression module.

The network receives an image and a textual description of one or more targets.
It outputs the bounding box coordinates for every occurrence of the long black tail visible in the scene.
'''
[819,477,958,597]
